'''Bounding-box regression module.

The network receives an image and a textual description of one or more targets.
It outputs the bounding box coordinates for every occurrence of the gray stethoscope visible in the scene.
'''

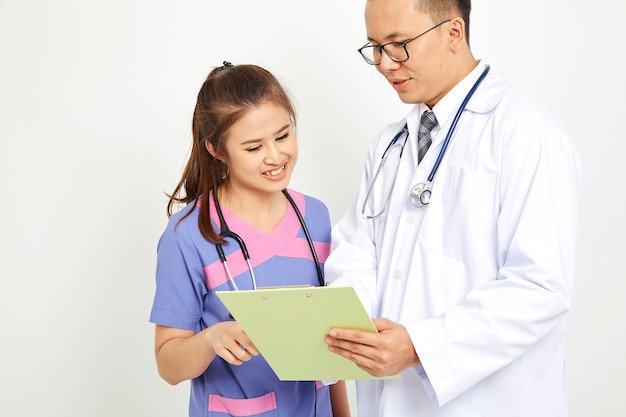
[212,189,324,290]
[361,65,490,219]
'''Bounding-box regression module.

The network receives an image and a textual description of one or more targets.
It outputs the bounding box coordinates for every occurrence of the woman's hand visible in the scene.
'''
[206,321,260,365]
[155,321,260,385]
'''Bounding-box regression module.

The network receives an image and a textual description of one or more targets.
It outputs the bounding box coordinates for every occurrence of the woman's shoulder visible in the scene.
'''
[286,189,328,213]
[167,200,199,225]
[159,200,202,244]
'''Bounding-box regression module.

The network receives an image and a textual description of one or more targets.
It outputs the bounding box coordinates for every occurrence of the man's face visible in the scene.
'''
[364,0,452,107]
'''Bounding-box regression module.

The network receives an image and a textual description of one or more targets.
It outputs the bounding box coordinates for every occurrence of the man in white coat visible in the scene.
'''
[323,0,582,416]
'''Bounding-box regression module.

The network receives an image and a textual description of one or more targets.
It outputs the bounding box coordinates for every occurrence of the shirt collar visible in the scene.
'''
[424,61,488,135]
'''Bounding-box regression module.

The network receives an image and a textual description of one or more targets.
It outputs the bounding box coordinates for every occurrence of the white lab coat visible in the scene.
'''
[325,63,582,417]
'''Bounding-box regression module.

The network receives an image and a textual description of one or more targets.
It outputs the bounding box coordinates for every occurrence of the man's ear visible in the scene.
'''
[447,17,466,52]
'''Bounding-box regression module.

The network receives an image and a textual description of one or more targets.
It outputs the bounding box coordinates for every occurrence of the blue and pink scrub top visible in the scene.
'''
[150,190,333,417]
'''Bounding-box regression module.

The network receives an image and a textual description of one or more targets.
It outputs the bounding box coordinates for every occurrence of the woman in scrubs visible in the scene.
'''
[150,62,350,417]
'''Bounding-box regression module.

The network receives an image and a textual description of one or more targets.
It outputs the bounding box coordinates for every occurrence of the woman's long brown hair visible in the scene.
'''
[166,63,296,244]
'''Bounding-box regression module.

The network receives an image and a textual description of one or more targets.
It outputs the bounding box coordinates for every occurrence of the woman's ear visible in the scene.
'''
[205,140,224,162]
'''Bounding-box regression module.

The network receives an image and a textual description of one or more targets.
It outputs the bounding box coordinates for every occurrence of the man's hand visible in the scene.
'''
[325,318,419,377]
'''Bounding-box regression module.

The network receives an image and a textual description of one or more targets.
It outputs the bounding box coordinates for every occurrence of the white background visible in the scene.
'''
[1,0,624,415]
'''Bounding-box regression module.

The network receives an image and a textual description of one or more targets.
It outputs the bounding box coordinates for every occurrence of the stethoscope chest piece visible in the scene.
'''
[407,65,491,209]
[410,183,432,207]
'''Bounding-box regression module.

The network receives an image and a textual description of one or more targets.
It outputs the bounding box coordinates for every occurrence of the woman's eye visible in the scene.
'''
[276,133,289,141]
[247,145,261,152]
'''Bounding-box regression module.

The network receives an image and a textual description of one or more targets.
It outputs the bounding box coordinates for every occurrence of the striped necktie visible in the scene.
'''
[418,110,438,164]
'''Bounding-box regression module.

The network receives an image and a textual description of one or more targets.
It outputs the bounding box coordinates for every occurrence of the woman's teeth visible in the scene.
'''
[266,165,285,176]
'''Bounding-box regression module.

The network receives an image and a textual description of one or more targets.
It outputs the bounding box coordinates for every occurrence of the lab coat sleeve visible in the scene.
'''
[324,127,397,316]
[409,105,583,406]
[325,201,378,315]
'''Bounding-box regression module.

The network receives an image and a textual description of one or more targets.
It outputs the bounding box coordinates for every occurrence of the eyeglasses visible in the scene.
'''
[357,20,451,65]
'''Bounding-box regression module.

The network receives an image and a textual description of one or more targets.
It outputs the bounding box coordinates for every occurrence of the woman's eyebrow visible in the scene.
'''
[239,124,291,145]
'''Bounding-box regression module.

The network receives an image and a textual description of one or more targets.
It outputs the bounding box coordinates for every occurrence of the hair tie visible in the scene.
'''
[217,61,233,71]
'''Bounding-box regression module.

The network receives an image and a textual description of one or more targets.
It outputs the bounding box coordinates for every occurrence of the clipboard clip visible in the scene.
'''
[257,284,313,290]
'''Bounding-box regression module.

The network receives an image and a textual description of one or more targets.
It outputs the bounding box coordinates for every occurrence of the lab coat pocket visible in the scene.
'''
[208,392,278,417]
[418,165,496,263]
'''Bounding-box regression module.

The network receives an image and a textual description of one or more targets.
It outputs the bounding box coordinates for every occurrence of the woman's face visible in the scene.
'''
[220,101,297,198]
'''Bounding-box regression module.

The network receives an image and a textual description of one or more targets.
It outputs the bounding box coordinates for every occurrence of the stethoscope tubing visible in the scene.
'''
[361,128,405,219]
[281,189,324,286]
[380,126,409,160]
[212,189,324,291]
[426,64,491,183]
[362,65,491,216]
[213,191,259,290]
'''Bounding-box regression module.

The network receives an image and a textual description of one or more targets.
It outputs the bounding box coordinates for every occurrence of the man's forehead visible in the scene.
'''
[365,2,431,42]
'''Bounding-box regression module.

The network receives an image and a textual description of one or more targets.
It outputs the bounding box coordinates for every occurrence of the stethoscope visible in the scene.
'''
[212,189,324,291]
[361,65,490,219]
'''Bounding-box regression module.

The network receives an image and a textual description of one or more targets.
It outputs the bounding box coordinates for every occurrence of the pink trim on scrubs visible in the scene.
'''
[208,392,277,416]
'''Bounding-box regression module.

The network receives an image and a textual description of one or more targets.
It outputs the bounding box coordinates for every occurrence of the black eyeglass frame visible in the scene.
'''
[357,20,451,65]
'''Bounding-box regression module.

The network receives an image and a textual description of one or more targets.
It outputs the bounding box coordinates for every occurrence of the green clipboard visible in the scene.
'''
[216,285,401,381]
